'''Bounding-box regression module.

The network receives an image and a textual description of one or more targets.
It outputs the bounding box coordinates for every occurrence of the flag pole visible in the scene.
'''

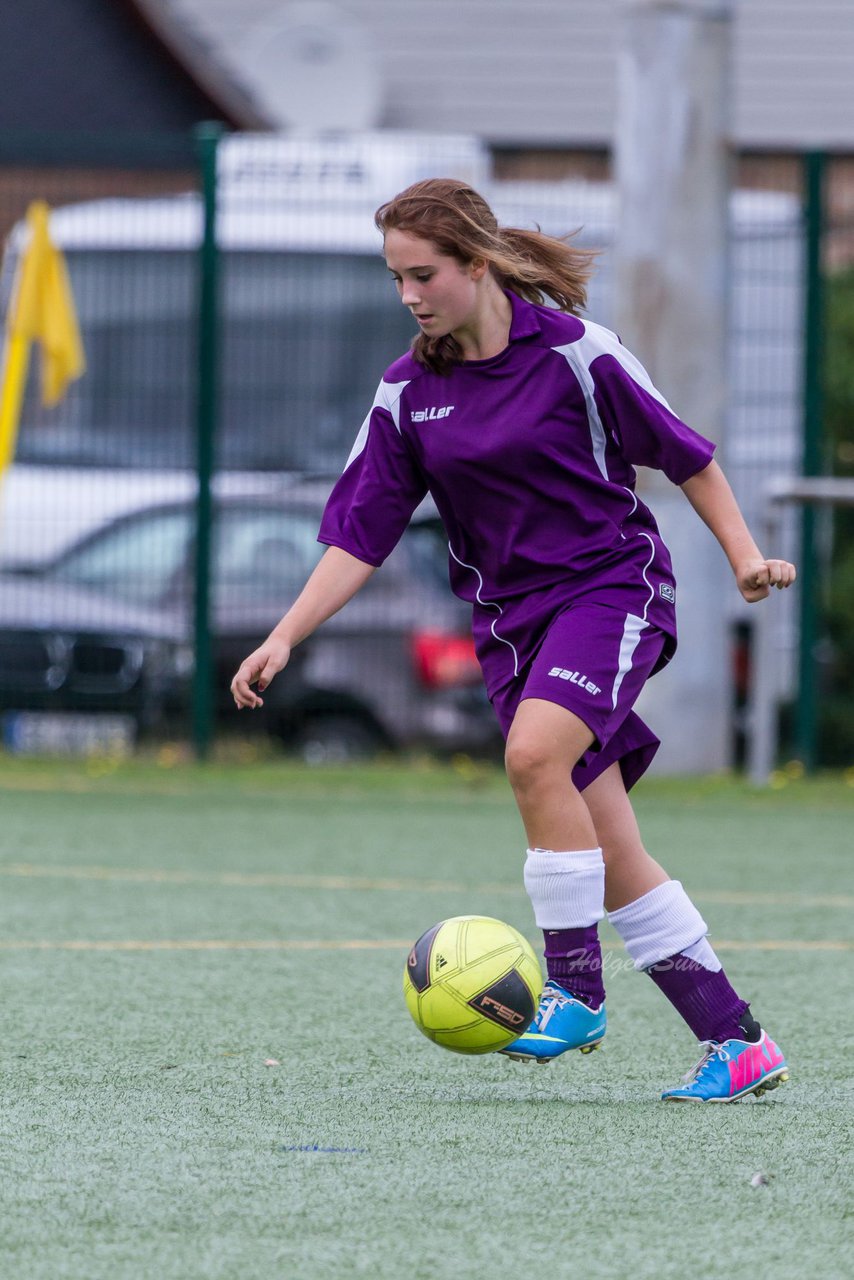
[0,332,31,472]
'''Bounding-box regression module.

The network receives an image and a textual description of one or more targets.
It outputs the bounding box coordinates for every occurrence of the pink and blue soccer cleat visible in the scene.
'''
[499,980,606,1063]
[661,1029,789,1102]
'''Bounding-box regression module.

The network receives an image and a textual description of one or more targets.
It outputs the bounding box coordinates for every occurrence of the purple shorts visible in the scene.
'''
[490,602,667,792]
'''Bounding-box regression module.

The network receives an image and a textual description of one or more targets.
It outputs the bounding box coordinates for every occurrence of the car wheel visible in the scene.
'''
[292,714,385,765]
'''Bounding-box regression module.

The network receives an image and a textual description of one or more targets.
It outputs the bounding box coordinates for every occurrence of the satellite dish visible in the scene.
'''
[240,1,383,132]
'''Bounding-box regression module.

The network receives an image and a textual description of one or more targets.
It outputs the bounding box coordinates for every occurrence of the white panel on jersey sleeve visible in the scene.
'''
[575,320,674,413]
[552,321,673,480]
[344,378,411,467]
[382,379,410,433]
[344,407,374,468]
[552,340,610,479]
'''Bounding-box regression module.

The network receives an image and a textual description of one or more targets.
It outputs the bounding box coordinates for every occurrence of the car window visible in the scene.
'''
[51,509,193,606]
[214,508,323,601]
[50,503,326,610]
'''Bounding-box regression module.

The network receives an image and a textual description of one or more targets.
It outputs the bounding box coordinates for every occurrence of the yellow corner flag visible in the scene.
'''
[0,200,86,473]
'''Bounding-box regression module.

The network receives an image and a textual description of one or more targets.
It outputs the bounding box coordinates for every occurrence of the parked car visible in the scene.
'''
[13,484,501,761]
[0,572,191,751]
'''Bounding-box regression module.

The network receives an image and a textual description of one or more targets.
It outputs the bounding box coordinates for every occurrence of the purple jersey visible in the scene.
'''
[318,292,715,700]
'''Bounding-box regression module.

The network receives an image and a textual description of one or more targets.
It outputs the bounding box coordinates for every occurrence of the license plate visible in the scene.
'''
[2,711,136,757]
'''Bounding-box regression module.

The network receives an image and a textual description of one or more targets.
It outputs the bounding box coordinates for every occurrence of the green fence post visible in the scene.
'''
[796,150,827,771]
[191,122,224,761]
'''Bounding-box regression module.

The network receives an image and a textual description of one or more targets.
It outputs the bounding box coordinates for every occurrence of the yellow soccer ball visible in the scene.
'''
[403,915,543,1055]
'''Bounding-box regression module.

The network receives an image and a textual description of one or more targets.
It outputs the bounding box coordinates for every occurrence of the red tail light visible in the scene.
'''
[411,629,481,689]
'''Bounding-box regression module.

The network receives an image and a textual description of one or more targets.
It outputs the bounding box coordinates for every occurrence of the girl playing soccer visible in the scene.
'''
[231,178,795,1102]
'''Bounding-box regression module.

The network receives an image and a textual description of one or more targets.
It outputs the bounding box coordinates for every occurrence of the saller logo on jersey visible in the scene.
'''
[411,405,455,422]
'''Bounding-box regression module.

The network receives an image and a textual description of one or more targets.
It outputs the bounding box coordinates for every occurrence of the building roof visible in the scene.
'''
[1,1,848,151]
[0,0,267,135]
[161,0,854,151]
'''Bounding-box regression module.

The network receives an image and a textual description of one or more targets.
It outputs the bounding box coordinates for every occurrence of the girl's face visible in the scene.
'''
[384,228,485,340]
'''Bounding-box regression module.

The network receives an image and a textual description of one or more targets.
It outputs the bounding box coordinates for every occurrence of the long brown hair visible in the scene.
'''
[375,177,595,374]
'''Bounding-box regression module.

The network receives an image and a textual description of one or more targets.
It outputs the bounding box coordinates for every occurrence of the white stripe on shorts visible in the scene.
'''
[611,614,650,710]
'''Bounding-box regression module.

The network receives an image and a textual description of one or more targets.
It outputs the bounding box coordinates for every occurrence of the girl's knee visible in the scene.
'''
[504,730,553,790]
[505,720,589,791]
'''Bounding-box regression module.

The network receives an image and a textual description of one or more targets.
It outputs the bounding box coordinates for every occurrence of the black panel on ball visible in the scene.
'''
[406,922,443,993]
[467,969,536,1031]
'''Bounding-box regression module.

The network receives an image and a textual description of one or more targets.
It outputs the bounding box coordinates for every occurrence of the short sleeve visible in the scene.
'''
[590,351,716,485]
[318,378,429,567]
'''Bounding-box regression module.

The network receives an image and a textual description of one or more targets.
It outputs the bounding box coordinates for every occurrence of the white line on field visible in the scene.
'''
[0,863,850,910]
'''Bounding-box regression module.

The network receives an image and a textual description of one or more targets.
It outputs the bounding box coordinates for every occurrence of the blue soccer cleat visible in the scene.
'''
[661,1030,789,1102]
[499,980,606,1063]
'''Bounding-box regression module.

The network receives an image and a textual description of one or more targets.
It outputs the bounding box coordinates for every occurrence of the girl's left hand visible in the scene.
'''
[738,558,797,603]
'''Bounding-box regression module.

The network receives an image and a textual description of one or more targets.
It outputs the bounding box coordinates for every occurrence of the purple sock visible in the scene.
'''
[647,953,752,1043]
[543,925,605,1010]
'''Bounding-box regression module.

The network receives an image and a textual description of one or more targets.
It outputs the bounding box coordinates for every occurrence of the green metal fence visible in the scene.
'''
[816,153,854,769]
[796,152,827,771]
[192,124,222,759]
[0,128,847,770]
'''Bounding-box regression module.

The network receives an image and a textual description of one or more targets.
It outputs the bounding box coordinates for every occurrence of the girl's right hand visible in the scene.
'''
[737,557,797,603]
[230,636,291,709]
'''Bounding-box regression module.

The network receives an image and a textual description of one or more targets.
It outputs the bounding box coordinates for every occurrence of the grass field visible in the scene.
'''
[0,754,851,1279]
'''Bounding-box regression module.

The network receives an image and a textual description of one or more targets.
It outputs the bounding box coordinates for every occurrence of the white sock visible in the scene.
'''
[681,936,722,970]
[606,880,721,972]
[523,847,605,929]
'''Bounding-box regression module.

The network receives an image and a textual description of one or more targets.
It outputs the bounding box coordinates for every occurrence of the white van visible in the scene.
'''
[0,131,802,569]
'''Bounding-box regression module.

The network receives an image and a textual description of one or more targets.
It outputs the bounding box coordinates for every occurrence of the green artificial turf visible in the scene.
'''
[0,756,851,1279]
